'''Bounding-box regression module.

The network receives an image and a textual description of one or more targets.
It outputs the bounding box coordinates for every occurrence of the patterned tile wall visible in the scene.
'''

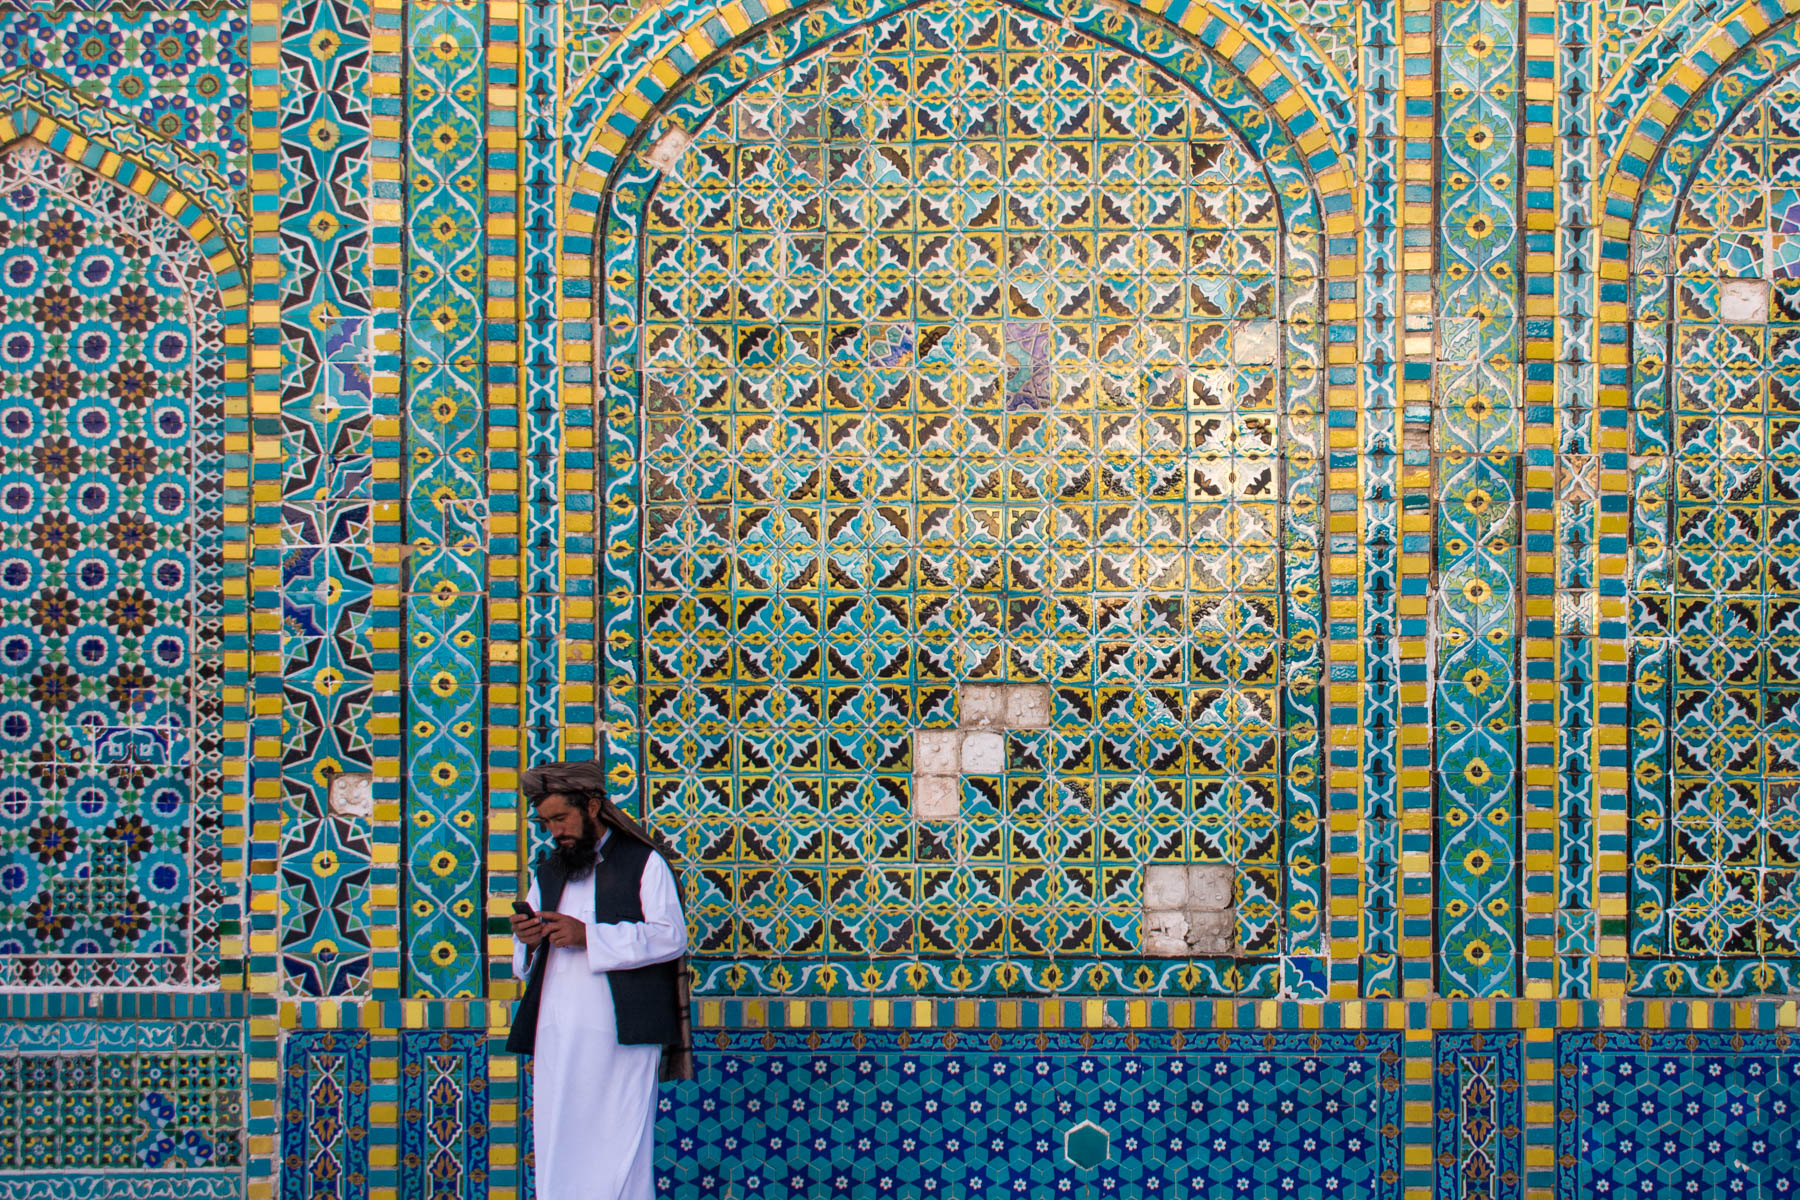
[628,0,1323,997]
[277,0,378,998]
[5,0,1800,1197]
[400,0,489,1001]
[655,1029,1402,1198]
[0,130,228,989]
[1645,73,1800,963]
[0,1015,244,1199]
[1556,1029,1799,1199]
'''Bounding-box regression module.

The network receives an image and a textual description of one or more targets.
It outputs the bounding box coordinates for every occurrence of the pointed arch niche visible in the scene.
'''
[0,132,243,990]
[1620,20,1800,996]
[593,0,1342,998]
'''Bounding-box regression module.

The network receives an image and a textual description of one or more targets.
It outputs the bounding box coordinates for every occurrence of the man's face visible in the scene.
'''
[536,792,601,870]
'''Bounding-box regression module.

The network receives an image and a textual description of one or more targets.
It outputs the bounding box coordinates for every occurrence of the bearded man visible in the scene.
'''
[506,762,692,1200]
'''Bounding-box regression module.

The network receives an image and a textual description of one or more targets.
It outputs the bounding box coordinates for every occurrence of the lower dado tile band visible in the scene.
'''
[256,1000,1795,1200]
[640,1029,1407,1199]
[0,1009,1788,1198]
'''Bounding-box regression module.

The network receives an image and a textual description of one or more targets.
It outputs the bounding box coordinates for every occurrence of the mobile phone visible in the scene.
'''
[512,899,535,918]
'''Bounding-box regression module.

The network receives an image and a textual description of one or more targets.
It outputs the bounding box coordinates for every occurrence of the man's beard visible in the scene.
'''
[551,810,601,875]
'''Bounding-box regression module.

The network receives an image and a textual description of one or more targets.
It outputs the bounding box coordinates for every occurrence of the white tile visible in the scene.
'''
[1142,910,1189,956]
[1142,864,1188,910]
[962,730,1004,774]
[1232,320,1277,365]
[960,684,1007,729]
[327,772,373,819]
[1005,684,1050,728]
[647,127,693,173]
[914,774,960,819]
[914,730,963,775]
[1186,864,1234,910]
[1184,910,1234,955]
[1721,277,1770,323]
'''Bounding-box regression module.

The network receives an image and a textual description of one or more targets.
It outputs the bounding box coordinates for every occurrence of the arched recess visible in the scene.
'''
[587,0,1347,998]
[0,110,247,991]
[556,0,1360,182]
[1608,17,1800,996]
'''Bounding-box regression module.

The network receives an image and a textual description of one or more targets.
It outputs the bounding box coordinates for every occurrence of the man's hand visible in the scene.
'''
[540,912,587,949]
[510,911,548,947]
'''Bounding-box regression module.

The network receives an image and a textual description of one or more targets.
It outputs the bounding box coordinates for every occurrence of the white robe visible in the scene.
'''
[513,847,687,1200]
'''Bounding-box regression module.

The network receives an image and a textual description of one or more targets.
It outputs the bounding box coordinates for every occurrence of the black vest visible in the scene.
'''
[505,836,683,1055]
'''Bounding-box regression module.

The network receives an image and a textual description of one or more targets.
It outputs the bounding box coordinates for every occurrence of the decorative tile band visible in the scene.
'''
[657,1027,1405,1199]
[1433,0,1523,999]
[1432,1030,1523,1200]
[401,0,490,1000]
[276,0,379,999]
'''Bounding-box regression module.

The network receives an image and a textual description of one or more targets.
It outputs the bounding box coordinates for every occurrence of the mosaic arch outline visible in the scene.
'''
[0,112,250,992]
[0,64,245,259]
[538,0,1367,858]
[1591,0,1778,156]
[561,0,1366,999]
[1602,9,1800,995]
[552,0,1361,181]
[0,91,245,270]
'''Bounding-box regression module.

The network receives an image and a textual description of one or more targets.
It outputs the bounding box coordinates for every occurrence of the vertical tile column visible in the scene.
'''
[246,0,287,1006]
[519,0,563,776]
[1518,0,1569,1000]
[398,1029,491,1198]
[1357,0,1407,1001]
[1397,0,1439,999]
[481,0,524,997]
[1550,0,1600,1000]
[276,0,379,997]
[246,4,286,1193]
[367,0,407,1001]
[1434,0,1522,997]
[401,0,489,998]
[278,1030,373,1198]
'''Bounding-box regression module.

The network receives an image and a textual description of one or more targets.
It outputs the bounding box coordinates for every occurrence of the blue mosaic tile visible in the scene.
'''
[280,1030,369,1200]
[651,1029,1402,1199]
[398,1031,487,1200]
[0,1020,242,1191]
[1556,1029,1799,1199]
[401,0,489,1000]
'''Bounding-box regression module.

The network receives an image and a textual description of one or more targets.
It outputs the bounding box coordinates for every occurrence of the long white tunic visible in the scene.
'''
[512,847,687,1200]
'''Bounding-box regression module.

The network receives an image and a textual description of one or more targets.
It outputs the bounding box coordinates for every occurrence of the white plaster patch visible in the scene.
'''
[1184,909,1235,955]
[647,127,693,174]
[1722,277,1771,323]
[962,731,1005,774]
[1143,864,1188,910]
[1005,684,1051,728]
[1142,909,1189,957]
[1186,864,1234,910]
[1232,320,1277,365]
[960,684,1007,728]
[914,774,960,820]
[327,772,373,819]
[1141,863,1237,956]
[914,730,963,775]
